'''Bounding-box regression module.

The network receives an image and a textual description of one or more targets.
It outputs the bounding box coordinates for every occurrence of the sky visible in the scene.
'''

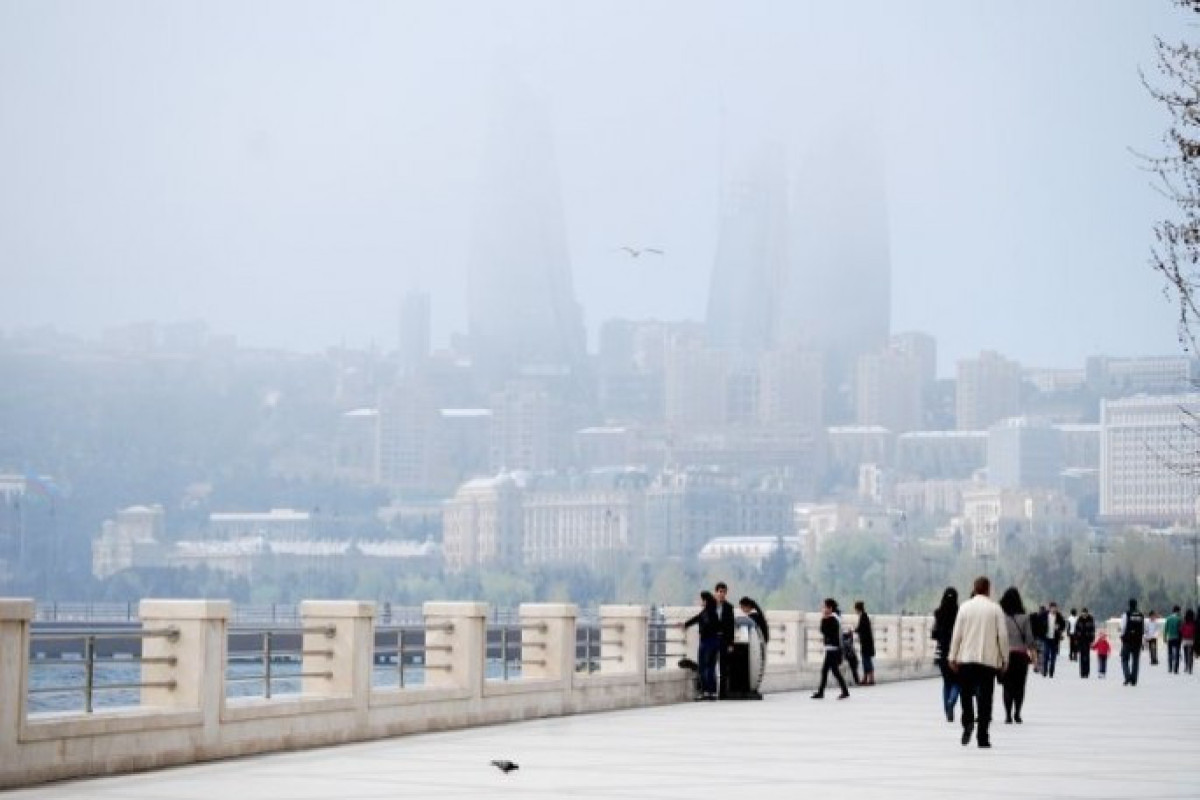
[0,1,1193,375]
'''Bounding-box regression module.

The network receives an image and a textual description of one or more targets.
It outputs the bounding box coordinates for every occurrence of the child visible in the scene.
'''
[1092,631,1112,679]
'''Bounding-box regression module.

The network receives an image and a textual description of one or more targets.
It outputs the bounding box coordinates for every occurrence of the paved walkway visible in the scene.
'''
[9,658,1200,799]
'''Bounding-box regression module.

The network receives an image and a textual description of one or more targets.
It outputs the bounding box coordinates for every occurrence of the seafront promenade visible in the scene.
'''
[7,655,1198,800]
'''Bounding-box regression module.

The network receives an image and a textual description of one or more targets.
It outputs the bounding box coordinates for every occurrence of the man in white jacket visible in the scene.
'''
[949,576,1009,749]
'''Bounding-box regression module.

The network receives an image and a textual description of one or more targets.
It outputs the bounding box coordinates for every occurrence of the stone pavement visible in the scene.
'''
[8,657,1199,800]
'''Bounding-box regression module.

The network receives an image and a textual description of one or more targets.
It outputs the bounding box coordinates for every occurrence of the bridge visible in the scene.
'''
[2,598,1197,797]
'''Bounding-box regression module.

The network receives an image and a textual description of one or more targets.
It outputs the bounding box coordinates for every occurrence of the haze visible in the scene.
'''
[0,1,1188,373]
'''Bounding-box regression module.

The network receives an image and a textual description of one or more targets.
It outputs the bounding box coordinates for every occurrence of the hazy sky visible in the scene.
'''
[0,1,1192,374]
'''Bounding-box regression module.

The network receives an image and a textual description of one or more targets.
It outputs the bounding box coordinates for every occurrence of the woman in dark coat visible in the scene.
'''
[739,596,770,643]
[932,586,960,722]
[812,598,850,700]
[854,600,876,685]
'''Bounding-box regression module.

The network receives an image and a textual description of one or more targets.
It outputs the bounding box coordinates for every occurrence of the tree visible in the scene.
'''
[1146,1,1200,351]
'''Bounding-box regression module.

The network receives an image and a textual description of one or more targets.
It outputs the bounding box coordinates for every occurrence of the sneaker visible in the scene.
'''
[810,692,824,699]
[838,692,850,700]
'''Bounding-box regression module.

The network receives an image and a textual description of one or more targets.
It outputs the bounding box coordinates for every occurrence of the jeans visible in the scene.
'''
[1121,642,1141,685]
[1184,643,1195,674]
[1041,639,1059,677]
[1098,653,1108,676]
[938,658,960,717]
[957,663,998,744]
[861,653,874,675]
[698,637,720,695]
[1167,639,1182,673]
[816,649,849,696]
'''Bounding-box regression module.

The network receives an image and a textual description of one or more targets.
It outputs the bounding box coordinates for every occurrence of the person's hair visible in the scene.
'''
[1129,598,1138,611]
[937,587,958,615]
[854,600,865,612]
[1082,607,1089,614]
[715,582,728,592]
[700,590,715,606]
[972,576,990,597]
[823,597,838,613]
[1186,609,1196,623]
[1049,601,1058,609]
[738,596,760,612]
[999,586,1025,616]
[1174,605,1181,613]
[1070,608,1077,615]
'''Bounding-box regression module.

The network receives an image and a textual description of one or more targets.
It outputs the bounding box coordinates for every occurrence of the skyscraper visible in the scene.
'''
[706,144,789,354]
[466,79,585,380]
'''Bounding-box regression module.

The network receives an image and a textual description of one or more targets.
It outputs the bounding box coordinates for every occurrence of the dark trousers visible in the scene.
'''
[1121,642,1141,684]
[1167,639,1182,673]
[1147,638,1158,665]
[938,658,960,716]
[1184,643,1194,674]
[698,637,720,695]
[816,649,849,696]
[1079,646,1091,678]
[1097,653,1108,676]
[718,644,730,697]
[957,663,998,744]
[1000,652,1029,720]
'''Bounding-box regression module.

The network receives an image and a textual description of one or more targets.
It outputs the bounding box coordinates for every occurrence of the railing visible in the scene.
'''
[27,626,179,713]
[1,599,939,791]
[225,625,336,699]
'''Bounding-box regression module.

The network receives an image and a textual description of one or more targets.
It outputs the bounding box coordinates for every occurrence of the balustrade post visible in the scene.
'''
[299,601,375,718]
[770,610,803,670]
[422,602,487,697]
[0,599,33,763]
[660,606,696,667]
[518,603,576,682]
[598,605,647,677]
[139,599,230,746]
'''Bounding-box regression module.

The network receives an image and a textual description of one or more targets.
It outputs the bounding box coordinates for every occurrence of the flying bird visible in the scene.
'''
[491,760,520,774]
[619,246,664,258]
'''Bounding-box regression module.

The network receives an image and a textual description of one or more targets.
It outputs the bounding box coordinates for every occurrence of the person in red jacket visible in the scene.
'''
[1092,631,1112,679]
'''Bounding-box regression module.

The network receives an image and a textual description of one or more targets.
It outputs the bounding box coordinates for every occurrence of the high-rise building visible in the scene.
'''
[398,291,431,377]
[466,80,585,380]
[956,351,1022,431]
[664,331,728,431]
[987,417,1063,490]
[856,346,923,433]
[758,348,824,431]
[706,145,789,354]
[1100,394,1200,524]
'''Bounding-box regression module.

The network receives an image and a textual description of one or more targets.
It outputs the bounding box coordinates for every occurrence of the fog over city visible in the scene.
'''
[4,2,1200,615]
[0,2,1187,370]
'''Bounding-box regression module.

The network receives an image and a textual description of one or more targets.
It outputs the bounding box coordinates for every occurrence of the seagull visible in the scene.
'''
[619,246,664,258]
[491,760,520,774]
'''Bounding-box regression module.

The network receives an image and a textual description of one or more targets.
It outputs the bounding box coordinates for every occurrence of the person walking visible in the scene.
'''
[1029,605,1048,674]
[932,587,961,722]
[998,586,1035,725]
[1067,608,1079,662]
[1145,610,1160,667]
[854,600,876,686]
[1182,609,1196,675]
[1164,606,1183,674]
[811,598,850,700]
[683,591,721,700]
[1120,598,1146,686]
[1093,631,1112,679]
[949,576,1009,749]
[1075,607,1097,679]
[1041,602,1066,678]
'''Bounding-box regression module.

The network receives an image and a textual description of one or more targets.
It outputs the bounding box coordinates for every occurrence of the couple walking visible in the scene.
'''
[936,576,1010,749]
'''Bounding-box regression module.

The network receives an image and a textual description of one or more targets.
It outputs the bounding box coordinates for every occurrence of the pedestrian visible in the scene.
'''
[1029,604,1048,673]
[713,582,736,697]
[1182,609,1196,675]
[738,596,770,644]
[1164,606,1183,674]
[998,586,1035,725]
[1120,598,1146,686]
[1092,631,1112,679]
[683,590,720,700]
[1075,607,1096,679]
[1067,608,1079,662]
[932,587,961,722]
[1145,610,1160,666]
[811,598,851,700]
[949,576,1009,749]
[1041,602,1066,678]
[854,600,876,686]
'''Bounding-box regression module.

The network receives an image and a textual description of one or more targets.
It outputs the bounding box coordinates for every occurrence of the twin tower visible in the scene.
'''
[465,89,890,386]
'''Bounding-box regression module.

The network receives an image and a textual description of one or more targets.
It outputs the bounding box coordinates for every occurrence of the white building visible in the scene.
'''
[442,474,524,572]
[699,535,802,567]
[92,505,167,578]
[1099,394,1200,524]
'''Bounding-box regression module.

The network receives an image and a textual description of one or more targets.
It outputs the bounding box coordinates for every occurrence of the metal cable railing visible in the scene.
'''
[225,625,335,699]
[28,627,180,713]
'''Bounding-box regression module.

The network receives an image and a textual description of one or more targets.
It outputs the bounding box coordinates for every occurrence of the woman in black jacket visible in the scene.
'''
[738,596,770,643]
[932,587,960,722]
[684,591,721,700]
[812,598,850,700]
[854,600,876,685]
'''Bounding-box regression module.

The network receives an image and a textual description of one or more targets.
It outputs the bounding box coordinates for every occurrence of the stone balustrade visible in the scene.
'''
[0,598,937,790]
